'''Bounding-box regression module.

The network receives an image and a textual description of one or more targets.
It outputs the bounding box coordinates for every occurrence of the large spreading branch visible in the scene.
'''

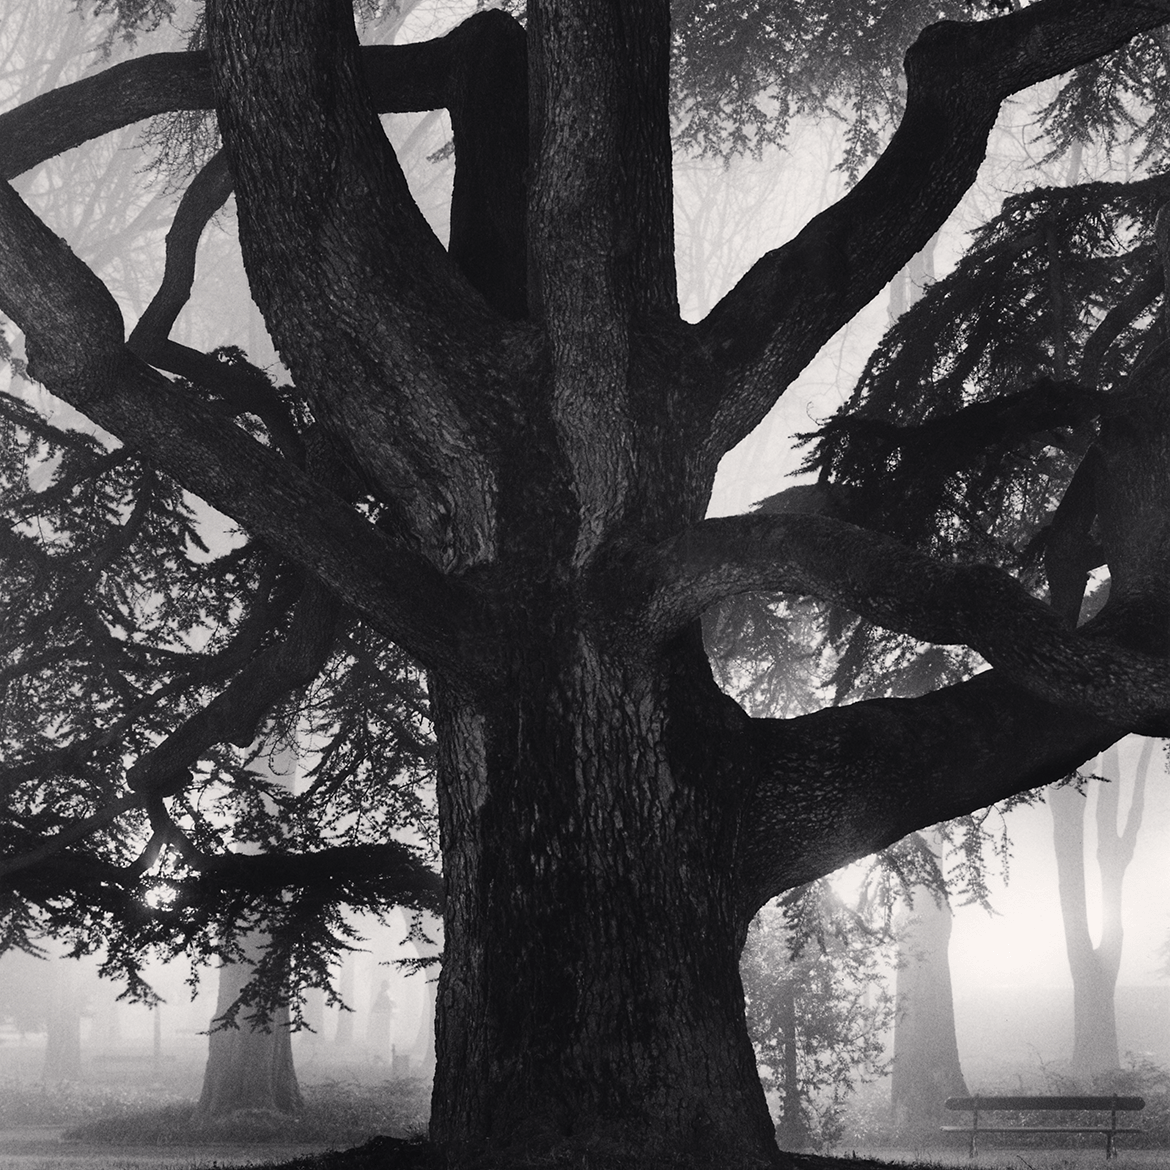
[125,147,303,458]
[0,11,532,567]
[124,579,341,798]
[694,0,1170,463]
[0,37,502,180]
[204,0,518,570]
[2,839,443,916]
[626,510,1170,730]
[0,179,493,683]
[734,669,1124,915]
[444,11,528,320]
[0,54,214,181]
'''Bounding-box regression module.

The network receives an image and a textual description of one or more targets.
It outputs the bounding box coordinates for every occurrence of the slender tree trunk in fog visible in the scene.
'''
[415,978,436,1075]
[1049,740,1151,1079]
[405,910,440,1077]
[197,936,303,1117]
[334,953,356,1047]
[888,232,939,324]
[774,979,807,1150]
[303,986,324,1036]
[891,831,967,1133]
[42,955,81,1081]
[198,738,302,1116]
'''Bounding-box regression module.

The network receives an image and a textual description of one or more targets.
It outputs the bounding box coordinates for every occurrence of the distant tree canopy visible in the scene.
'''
[3,1,1170,1166]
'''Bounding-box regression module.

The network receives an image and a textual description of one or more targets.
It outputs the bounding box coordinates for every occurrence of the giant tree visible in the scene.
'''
[4,1,1170,1167]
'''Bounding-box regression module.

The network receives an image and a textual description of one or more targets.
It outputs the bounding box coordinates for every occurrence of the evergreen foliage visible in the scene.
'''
[741,888,893,1150]
[671,1,1007,173]
[0,377,439,1020]
[711,168,1170,705]
[802,172,1170,565]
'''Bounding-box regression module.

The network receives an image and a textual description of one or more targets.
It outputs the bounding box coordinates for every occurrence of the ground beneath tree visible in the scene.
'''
[255,1138,1168,1170]
[259,1141,901,1169]
[0,1129,1161,1169]
[259,1139,911,1170]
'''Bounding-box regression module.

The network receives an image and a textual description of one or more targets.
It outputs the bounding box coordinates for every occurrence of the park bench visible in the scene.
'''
[943,1095,1144,1159]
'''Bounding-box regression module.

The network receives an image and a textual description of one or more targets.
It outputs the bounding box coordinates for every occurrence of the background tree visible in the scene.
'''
[741,886,892,1152]
[198,930,303,1116]
[889,831,968,1139]
[41,948,84,1081]
[196,735,304,1119]
[1049,740,1153,1080]
[4,2,1170,1167]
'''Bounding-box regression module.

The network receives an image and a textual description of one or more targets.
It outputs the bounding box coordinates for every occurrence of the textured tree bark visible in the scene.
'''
[891,834,968,1135]
[430,634,779,1165]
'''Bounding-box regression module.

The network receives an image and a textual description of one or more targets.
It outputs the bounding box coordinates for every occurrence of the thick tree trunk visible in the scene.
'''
[197,943,303,1117]
[430,634,779,1167]
[5,2,1168,1167]
[891,834,968,1135]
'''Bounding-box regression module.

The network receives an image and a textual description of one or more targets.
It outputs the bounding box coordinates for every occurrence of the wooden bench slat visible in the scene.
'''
[945,1096,1145,1112]
[941,1127,1144,1135]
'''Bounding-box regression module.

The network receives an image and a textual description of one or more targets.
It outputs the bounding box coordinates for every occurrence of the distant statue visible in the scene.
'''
[367,979,396,1063]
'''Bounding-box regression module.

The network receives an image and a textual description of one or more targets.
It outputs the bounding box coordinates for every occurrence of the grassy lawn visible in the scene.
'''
[0,1072,431,1170]
[0,1064,1161,1170]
